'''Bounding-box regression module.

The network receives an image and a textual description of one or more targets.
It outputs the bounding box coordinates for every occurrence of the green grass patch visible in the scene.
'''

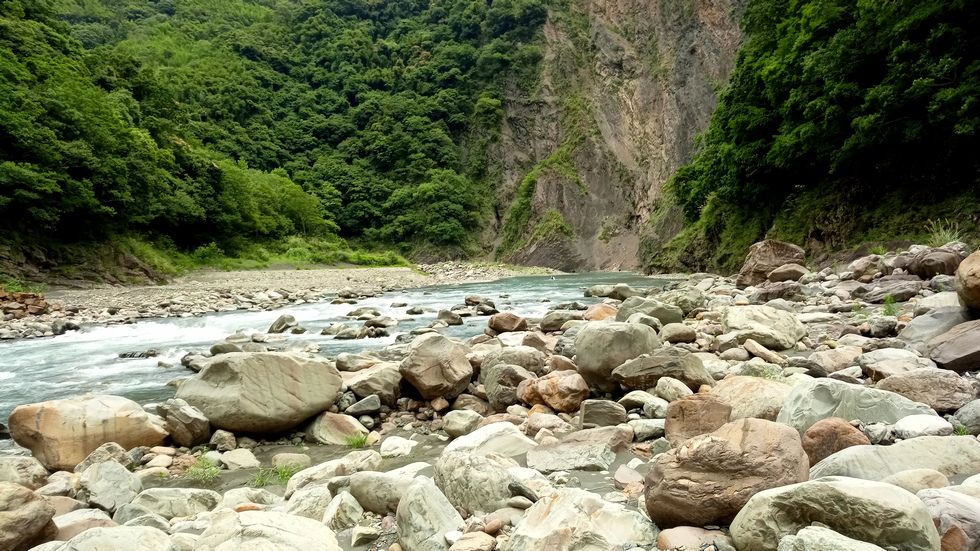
[247,464,300,487]
[345,433,369,449]
[530,209,575,243]
[185,456,221,482]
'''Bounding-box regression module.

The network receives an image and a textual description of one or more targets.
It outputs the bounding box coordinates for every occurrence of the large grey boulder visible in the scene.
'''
[527,441,616,474]
[77,461,141,513]
[345,362,402,406]
[776,378,937,434]
[156,398,211,448]
[615,297,683,324]
[399,333,472,400]
[130,488,220,520]
[434,452,519,515]
[730,476,940,551]
[483,363,535,411]
[928,319,980,373]
[175,352,342,433]
[899,306,971,354]
[54,526,178,551]
[721,305,805,350]
[503,488,659,550]
[611,348,713,392]
[396,477,463,551]
[574,322,661,392]
[195,510,341,550]
[952,399,980,435]
[809,435,980,481]
[876,368,976,412]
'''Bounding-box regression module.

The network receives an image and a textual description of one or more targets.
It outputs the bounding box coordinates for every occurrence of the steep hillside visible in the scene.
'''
[492,0,743,270]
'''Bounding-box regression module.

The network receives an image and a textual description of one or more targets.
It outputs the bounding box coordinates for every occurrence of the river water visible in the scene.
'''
[0,272,667,426]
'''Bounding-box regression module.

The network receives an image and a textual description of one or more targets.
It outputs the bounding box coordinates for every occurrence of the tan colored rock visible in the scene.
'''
[880,468,949,494]
[517,370,590,413]
[929,320,980,373]
[664,394,731,447]
[645,418,809,528]
[657,526,726,550]
[710,375,792,421]
[400,333,473,400]
[809,346,863,373]
[956,251,980,310]
[768,263,809,283]
[736,240,805,289]
[488,313,527,333]
[306,413,368,446]
[0,457,48,490]
[742,339,787,365]
[801,417,871,467]
[876,368,976,412]
[0,482,57,551]
[547,355,577,372]
[175,352,342,433]
[583,303,618,321]
[9,395,168,472]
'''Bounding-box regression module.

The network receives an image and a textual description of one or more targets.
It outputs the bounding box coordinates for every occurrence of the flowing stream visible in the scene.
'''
[0,272,668,426]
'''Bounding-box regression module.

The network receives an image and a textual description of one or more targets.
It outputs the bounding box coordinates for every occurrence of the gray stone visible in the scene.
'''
[852,279,923,303]
[268,314,297,333]
[195,510,341,550]
[484,363,535,411]
[77,461,141,513]
[876,368,977,412]
[657,287,709,315]
[655,376,693,402]
[345,394,382,416]
[574,322,661,392]
[540,311,584,332]
[893,414,953,439]
[0,457,48,490]
[442,410,484,439]
[55,526,178,551]
[659,322,696,343]
[615,297,684,325]
[130,488,221,520]
[917,488,980,551]
[579,399,628,427]
[400,333,473,400]
[221,448,260,470]
[628,419,666,441]
[156,398,211,448]
[880,469,949,494]
[396,477,463,551]
[929,319,980,373]
[721,305,805,350]
[434,452,520,514]
[281,483,334,520]
[346,362,402,406]
[952,399,980,435]
[810,435,980,481]
[480,346,546,376]
[442,422,537,458]
[322,491,363,532]
[777,525,888,551]
[611,348,713,391]
[900,306,972,355]
[858,348,935,381]
[53,508,116,541]
[527,441,616,474]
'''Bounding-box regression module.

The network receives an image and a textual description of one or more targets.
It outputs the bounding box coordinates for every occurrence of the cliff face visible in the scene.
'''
[491,0,743,271]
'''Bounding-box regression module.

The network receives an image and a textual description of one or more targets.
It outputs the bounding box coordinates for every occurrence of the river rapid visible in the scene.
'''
[0,271,668,428]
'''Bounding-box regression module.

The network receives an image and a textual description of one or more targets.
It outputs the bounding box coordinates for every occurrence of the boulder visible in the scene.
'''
[434,452,521,514]
[305,412,368,446]
[77,461,141,513]
[578,399,627,427]
[776,378,937,435]
[768,263,809,283]
[730,477,940,551]
[801,417,870,467]
[399,334,472,400]
[221,448,261,470]
[540,310,584,331]
[928,319,980,373]
[52,508,117,541]
[809,435,980,481]
[710,375,792,421]
[8,395,168,471]
[442,410,484,438]
[156,398,211,448]
[527,441,616,474]
[664,394,732,447]
[130,488,220,520]
[345,362,402,406]
[899,306,972,354]
[0,457,48,490]
[574,322,661,392]
[611,348,713,392]
[808,346,862,374]
[480,346,546,376]
[0,482,56,551]
[917,488,980,551]
[195,510,341,550]
[736,240,805,289]
[55,526,177,551]
[442,422,536,458]
[329,469,420,514]
[322,491,362,532]
[952,399,980,435]
[880,469,949,494]
[659,322,696,343]
[721,305,805,350]
[876,368,976,412]
[583,303,617,321]
[73,442,134,474]
[175,352,342,433]
[894,414,954,439]
[281,484,334,520]
[955,251,980,310]
[488,313,528,333]
[852,279,923,303]
[909,248,964,278]
[516,370,590,413]
[285,450,382,498]
[268,314,297,334]
[657,287,709,315]
[396,477,463,551]
[504,488,659,550]
[615,297,683,325]
[484,363,535,411]
[858,348,935,381]
[778,525,889,551]
[645,418,809,528]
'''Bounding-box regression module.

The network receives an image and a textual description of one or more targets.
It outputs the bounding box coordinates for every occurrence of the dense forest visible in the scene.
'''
[651,0,980,271]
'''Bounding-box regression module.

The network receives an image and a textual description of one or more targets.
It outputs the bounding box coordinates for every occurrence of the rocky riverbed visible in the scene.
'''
[2,241,980,551]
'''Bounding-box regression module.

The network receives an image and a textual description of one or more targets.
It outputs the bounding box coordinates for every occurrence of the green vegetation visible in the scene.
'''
[653,0,980,272]
[868,245,887,256]
[530,208,575,242]
[248,464,300,487]
[345,432,369,449]
[883,294,899,317]
[185,455,221,482]
[926,219,962,248]
[0,0,551,274]
[0,274,46,293]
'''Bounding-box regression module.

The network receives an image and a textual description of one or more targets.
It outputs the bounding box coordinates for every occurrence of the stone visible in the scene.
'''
[346,394,382,416]
[655,376,692,402]
[282,483,334,520]
[776,378,938,435]
[615,297,684,325]
[217,487,283,511]
[736,240,805,289]
[721,305,806,350]
[77,461,141,513]
[909,248,964,278]
[8,395,168,472]
[574,322,661,392]
[285,450,382,498]
[768,263,809,283]
[917,488,980,551]
[53,508,116,541]
[657,527,727,550]
[526,441,615,473]
[0,482,56,551]
[801,417,871,467]
[439,309,464,325]
[210,341,243,355]
[400,333,473,400]
[858,348,934,381]
[504,488,659,550]
[156,398,211,448]
[876,368,976,412]
[629,419,665,441]
[443,410,484,439]
[516,370,590,413]
[221,448,261,470]
[305,412,368,446]
[912,291,962,316]
[898,306,971,354]
[396,477,463,551]
[336,353,379,372]
[777,525,889,551]
[346,363,402,406]
[578,400,628,427]
[175,352,342,433]
[448,532,495,551]
[443,422,537,458]
[481,346,546,376]
[196,510,341,550]
[893,414,954,439]
[611,348,713,392]
[322,491,363,531]
[752,281,803,302]
[73,442,134,474]
[952,400,980,435]
[434,452,521,514]
[808,346,863,374]
[810,435,980,481]
[659,322,696,343]
[955,251,980,310]
[929,320,980,373]
[645,418,809,528]
[880,469,949,494]
[328,469,420,515]
[381,436,418,458]
[488,313,528,333]
[583,303,617,321]
[209,429,236,452]
[657,287,710,315]
[0,457,48,490]
[853,279,924,303]
[268,314,297,333]
[730,477,940,551]
[540,310,584,331]
[710,375,792,421]
[54,526,177,551]
[130,488,221,520]
[664,394,732,447]
[483,363,535,411]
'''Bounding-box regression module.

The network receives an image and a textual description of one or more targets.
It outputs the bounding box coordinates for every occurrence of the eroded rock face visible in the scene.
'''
[645,418,809,528]
[396,477,463,551]
[664,394,731,447]
[196,510,341,550]
[956,251,980,309]
[876,368,976,412]
[574,322,661,392]
[809,435,980,481]
[730,477,940,551]
[736,240,805,289]
[0,482,56,551]
[721,305,805,350]
[801,417,871,467]
[9,395,168,471]
[400,333,473,400]
[175,352,342,433]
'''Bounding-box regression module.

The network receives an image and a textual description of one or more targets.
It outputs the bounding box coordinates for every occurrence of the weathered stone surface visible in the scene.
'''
[540,310,584,332]
[0,482,56,551]
[900,306,972,355]
[664,394,732,447]
[516,370,590,413]
[956,251,980,310]
[9,395,168,471]
[221,448,261,470]
[77,461,141,513]
[268,314,297,334]
[929,320,980,373]
[443,422,536,457]
[657,287,709,316]
[909,248,964,278]
[175,352,342,433]
[55,526,177,551]
[322,491,363,532]
[583,303,617,321]
[876,368,976,412]
[574,322,661,392]
[399,334,473,400]
[434,452,520,514]
[730,477,940,551]
[645,418,809,528]
[736,240,806,289]
[880,469,949,494]
[659,322,696,343]
[808,346,863,374]
[196,510,341,550]
[504,488,659,550]
[329,469,420,515]
[615,297,684,325]
[777,525,888,551]
[858,348,935,381]
[217,487,283,511]
[776,378,937,435]
[484,363,535,411]
[481,346,546,376]
[0,457,48,490]
[894,414,954,439]
[305,412,368,446]
[52,508,117,541]
[611,348,713,392]
[285,450,382,498]
[710,375,792,421]
[810,435,980,481]
[768,263,809,283]
[396,477,463,551]
[345,362,402,406]
[130,488,220,520]
[72,442,133,474]
[488,313,528,333]
[578,399,628,427]
[443,410,484,438]
[801,417,870,467]
[917,488,980,551]
[156,398,211,448]
[952,399,980,435]
[853,278,924,303]
[721,305,805,350]
[527,441,616,474]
